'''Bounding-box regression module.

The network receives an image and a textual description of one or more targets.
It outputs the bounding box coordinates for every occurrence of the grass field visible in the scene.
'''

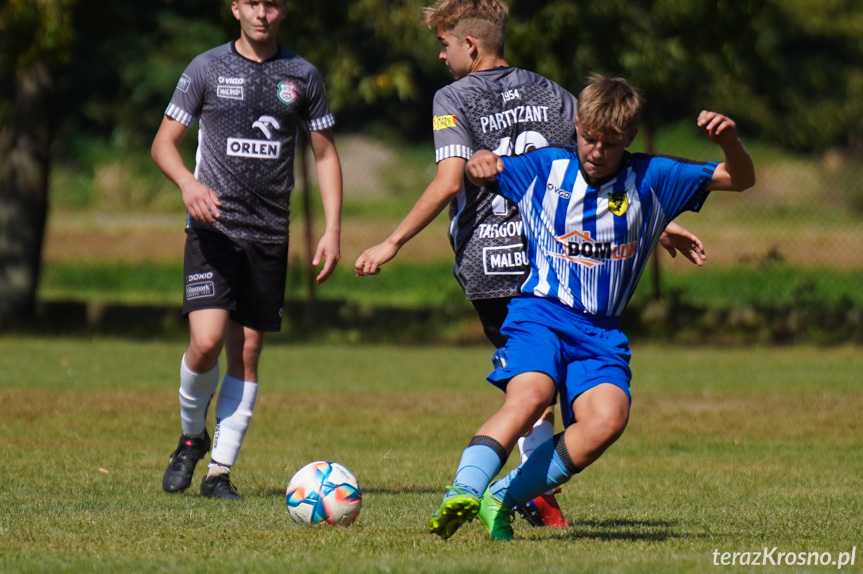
[1,337,860,573]
[36,257,863,310]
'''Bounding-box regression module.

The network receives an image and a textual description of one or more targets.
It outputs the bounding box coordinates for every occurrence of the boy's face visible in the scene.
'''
[436,26,473,80]
[575,117,637,184]
[232,0,287,44]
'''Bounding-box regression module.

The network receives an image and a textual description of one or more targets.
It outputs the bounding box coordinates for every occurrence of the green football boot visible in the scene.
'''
[429,486,481,540]
[478,486,516,541]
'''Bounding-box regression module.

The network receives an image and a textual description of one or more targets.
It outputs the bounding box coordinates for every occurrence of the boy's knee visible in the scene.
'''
[511,387,554,421]
[188,335,223,366]
[585,408,629,446]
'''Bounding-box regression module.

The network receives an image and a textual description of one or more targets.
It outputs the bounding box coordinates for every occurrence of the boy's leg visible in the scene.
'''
[516,408,569,528]
[201,322,264,500]
[430,372,555,539]
[473,297,567,526]
[480,383,630,539]
[163,309,229,493]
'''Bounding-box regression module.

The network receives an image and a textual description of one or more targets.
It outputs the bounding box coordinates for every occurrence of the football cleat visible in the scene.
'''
[516,491,569,528]
[200,473,242,500]
[429,487,480,540]
[478,487,516,541]
[162,431,211,493]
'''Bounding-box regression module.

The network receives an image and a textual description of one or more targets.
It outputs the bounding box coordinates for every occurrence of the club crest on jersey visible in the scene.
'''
[278,81,297,105]
[433,115,457,130]
[608,191,629,216]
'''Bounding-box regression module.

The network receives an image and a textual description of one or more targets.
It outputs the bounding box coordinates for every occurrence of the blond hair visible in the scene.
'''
[421,0,509,56]
[577,74,645,139]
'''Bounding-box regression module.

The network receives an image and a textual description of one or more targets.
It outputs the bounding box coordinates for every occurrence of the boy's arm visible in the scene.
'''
[309,128,343,283]
[465,150,504,186]
[354,157,464,277]
[151,115,222,224]
[699,111,756,192]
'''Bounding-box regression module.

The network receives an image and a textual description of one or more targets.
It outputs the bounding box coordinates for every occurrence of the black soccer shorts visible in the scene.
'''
[182,227,288,331]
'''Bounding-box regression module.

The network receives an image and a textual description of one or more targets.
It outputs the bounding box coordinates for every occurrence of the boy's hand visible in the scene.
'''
[697,111,739,147]
[466,150,504,184]
[658,222,706,266]
[181,178,222,224]
[313,229,340,284]
[700,110,755,192]
[354,241,398,277]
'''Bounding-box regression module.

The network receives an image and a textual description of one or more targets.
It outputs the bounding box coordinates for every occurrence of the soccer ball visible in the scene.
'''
[285,461,362,526]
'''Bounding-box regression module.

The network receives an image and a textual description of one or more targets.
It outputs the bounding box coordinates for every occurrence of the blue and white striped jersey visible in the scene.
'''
[495,146,717,317]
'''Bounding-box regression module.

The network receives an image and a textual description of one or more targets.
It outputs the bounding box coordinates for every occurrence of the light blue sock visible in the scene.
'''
[449,444,504,499]
[489,437,574,507]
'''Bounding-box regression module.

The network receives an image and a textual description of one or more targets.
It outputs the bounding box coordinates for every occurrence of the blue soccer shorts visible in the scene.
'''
[487,296,632,427]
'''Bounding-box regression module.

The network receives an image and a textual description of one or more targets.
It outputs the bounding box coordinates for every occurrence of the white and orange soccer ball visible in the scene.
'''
[285,461,362,526]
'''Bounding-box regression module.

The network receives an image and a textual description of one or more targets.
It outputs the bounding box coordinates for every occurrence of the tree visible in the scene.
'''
[0,0,73,327]
[505,0,863,152]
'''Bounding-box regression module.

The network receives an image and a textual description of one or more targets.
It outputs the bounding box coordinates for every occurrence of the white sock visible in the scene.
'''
[518,418,555,464]
[207,462,231,478]
[210,375,258,467]
[518,418,556,496]
[179,354,219,437]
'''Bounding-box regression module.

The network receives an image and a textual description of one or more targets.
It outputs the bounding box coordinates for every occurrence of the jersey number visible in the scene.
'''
[490,131,549,215]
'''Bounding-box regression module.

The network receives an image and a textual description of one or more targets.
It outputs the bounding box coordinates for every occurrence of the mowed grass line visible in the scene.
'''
[1,338,861,573]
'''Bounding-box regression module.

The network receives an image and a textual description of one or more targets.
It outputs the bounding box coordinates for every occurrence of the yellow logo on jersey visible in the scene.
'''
[608,191,628,216]
[433,115,457,130]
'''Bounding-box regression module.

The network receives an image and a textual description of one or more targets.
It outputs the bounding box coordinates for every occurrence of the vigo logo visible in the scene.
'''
[226,116,282,159]
[483,244,528,275]
[547,182,571,199]
[218,77,245,85]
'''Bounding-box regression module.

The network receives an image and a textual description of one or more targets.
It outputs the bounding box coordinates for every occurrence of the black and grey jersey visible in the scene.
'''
[432,67,577,300]
[165,42,334,243]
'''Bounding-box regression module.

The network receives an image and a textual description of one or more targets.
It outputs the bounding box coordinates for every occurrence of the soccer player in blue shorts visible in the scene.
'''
[355,0,707,529]
[429,74,755,540]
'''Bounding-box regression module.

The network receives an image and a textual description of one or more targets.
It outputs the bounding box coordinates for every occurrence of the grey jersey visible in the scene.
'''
[433,67,577,300]
[165,42,334,243]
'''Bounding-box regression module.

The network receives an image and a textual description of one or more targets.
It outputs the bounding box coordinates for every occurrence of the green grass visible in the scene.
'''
[1,338,861,573]
[38,258,863,310]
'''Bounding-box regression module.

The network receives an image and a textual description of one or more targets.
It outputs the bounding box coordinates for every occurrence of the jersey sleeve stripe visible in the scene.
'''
[165,104,195,127]
[435,144,473,163]
[307,114,336,131]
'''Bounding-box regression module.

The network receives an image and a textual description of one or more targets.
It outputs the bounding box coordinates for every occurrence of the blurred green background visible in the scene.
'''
[2,0,863,342]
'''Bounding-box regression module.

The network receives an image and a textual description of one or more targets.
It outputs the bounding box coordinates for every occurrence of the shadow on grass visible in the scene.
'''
[559,518,683,543]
